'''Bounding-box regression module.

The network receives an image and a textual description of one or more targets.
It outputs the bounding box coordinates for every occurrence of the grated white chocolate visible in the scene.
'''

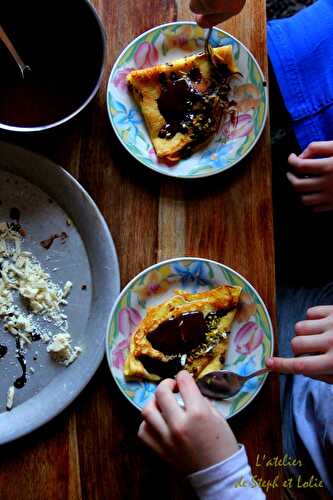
[0,222,82,411]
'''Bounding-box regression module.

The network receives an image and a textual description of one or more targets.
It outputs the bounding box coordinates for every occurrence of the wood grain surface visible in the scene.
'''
[0,1,283,499]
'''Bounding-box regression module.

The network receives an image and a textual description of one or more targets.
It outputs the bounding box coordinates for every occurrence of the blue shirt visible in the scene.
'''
[268,0,333,149]
[268,3,333,494]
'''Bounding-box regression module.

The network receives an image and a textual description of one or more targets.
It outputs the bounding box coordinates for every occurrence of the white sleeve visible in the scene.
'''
[187,444,266,500]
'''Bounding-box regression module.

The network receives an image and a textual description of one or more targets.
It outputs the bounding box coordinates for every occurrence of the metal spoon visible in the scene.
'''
[204,27,216,69]
[197,367,270,400]
[0,24,31,78]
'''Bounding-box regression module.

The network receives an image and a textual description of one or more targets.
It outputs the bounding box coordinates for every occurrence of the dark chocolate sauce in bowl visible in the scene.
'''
[0,0,105,129]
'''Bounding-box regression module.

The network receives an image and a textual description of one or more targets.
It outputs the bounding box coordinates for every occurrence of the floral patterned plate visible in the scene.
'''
[107,22,267,179]
[106,257,273,418]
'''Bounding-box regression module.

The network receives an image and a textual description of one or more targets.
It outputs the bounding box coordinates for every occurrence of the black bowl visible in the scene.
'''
[0,0,105,131]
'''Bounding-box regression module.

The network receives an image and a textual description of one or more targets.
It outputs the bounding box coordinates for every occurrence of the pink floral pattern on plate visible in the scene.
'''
[111,307,142,369]
[107,258,274,419]
[113,67,135,91]
[234,321,264,355]
[119,307,142,335]
[134,42,159,68]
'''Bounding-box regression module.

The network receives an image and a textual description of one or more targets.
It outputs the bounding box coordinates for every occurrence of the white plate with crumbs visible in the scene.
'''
[0,141,120,444]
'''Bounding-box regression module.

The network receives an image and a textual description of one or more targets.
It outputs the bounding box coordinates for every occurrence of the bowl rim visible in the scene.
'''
[107,21,268,180]
[0,0,106,132]
[105,256,274,418]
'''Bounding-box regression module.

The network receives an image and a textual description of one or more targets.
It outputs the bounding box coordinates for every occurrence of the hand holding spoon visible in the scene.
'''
[0,24,31,78]
[197,367,270,400]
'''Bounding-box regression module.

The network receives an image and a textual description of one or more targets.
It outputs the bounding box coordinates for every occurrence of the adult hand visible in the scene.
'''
[287,141,333,212]
[267,306,333,383]
[190,0,246,27]
[138,370,238,475]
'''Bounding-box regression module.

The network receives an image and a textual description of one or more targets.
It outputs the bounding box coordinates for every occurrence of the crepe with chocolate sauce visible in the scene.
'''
[124,285,242,382]
[127,45,239,162]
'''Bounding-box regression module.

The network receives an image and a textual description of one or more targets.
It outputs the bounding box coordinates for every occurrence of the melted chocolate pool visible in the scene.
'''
[141,308,233,378]
[156,63,233,154]
[157,71,207,141]
[147,311,207,355]
[0,0,104,128]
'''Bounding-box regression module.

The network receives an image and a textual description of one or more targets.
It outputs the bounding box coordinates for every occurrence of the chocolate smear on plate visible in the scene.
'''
[9,207,21,221]
[0,344,8,359]
[40,231,68,250]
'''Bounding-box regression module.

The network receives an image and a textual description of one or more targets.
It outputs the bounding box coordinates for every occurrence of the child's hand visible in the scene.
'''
[138,370,238,475]
[287,141,333,212]
[190,0,246,27]
[267,306,333,383]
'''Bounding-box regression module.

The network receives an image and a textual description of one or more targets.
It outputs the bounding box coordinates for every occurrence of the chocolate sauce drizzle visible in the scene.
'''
[0,344,8,359]
[147,311,206,354]
[156,60,236,158]
[14,336,27,389]
[141,309,232,378]
[9,207,21,222]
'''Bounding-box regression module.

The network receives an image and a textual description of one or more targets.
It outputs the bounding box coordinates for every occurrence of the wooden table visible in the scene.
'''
[0,1,283,498]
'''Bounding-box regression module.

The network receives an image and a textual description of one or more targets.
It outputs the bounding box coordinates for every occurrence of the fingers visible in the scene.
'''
[288,153,332,175]
[300,141,333,159]
[266,354,331,376]
[190,0,236,15]
[300,193,328,207]
[295,318,327,335]
[176,370,206,410]
[307,306,333,319]
[286,175,333,210]
[291,334,327,356]
[141,397,171,441]
[287,152,333,212]
[190,0,245,25]
[312,204,333,213]
[138,421,165,456]
[154,378,184,425]
[195,13,230,27]
[190,0,216,14]
[286,172,324,194]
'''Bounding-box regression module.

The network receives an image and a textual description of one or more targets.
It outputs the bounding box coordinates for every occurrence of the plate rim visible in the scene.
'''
[107,21,268,180]
[106,256,274,419]
[0,141,120,444]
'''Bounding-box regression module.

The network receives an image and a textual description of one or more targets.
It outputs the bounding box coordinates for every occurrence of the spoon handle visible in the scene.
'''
[0,25,26,72]
[243,367,270,381]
